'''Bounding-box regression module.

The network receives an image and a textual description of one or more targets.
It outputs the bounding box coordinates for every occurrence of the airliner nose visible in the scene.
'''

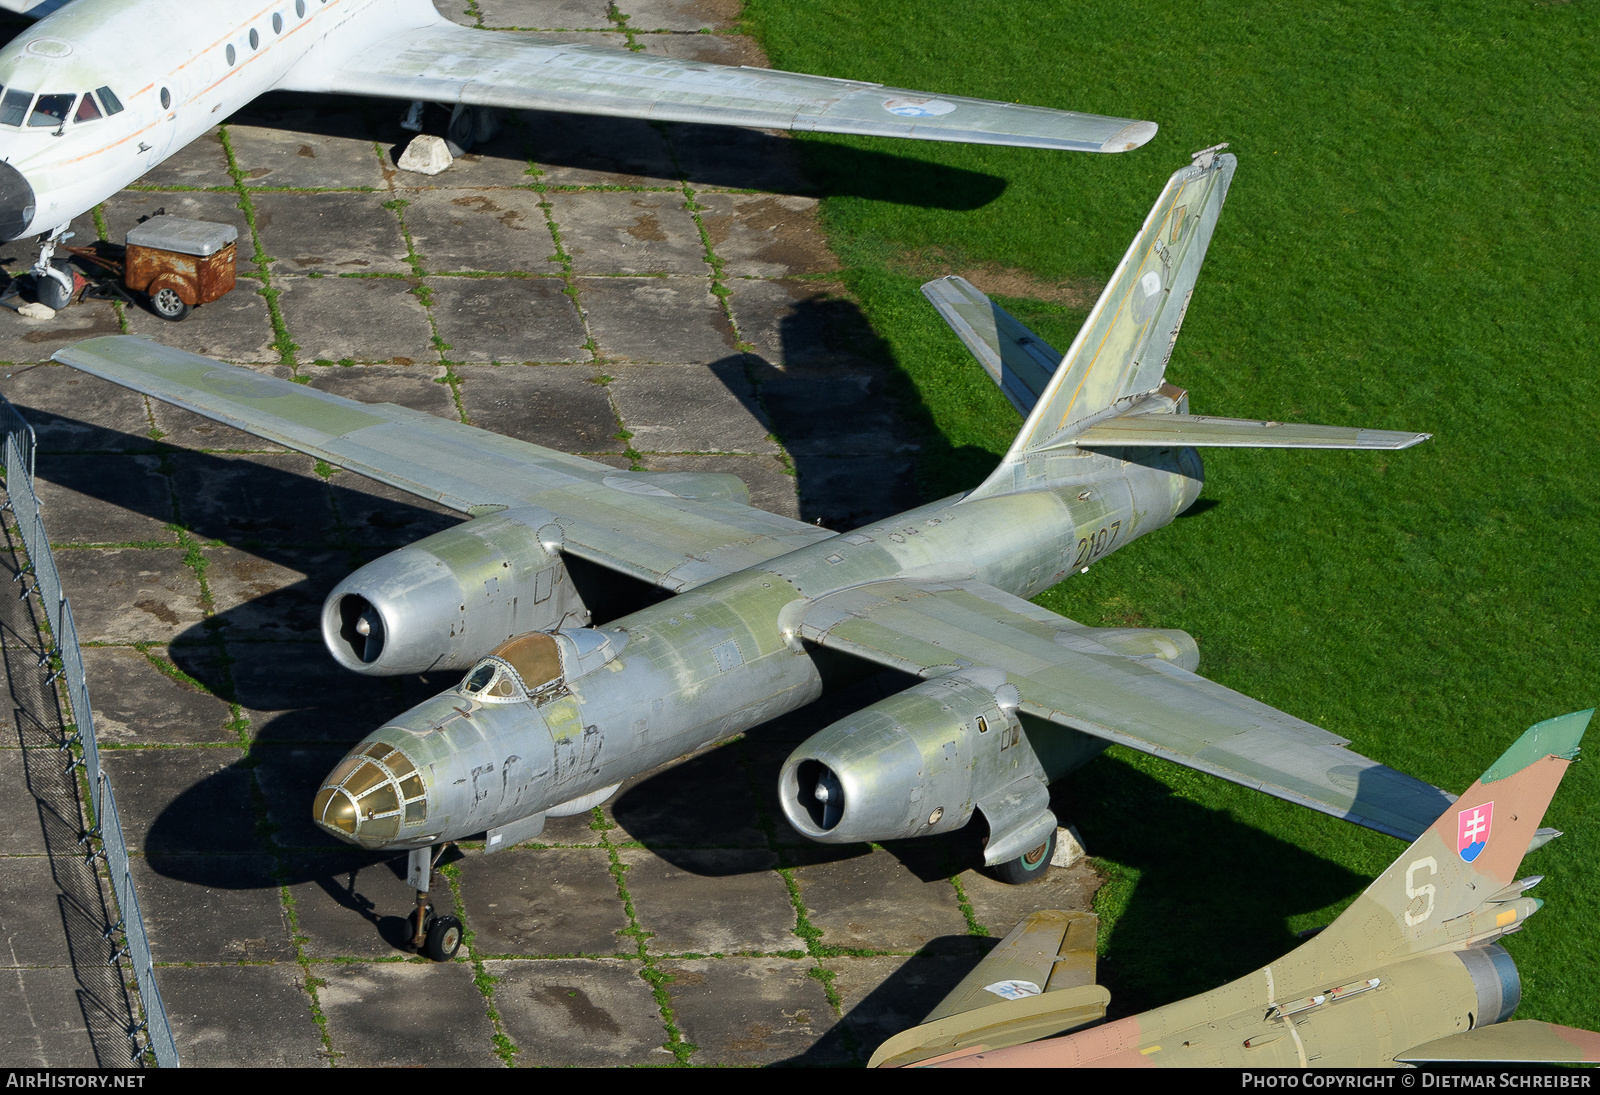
[312,740,430,849]
[0,160,35,242]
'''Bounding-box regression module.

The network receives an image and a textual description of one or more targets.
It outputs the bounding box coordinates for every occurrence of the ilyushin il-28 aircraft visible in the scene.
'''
[870,710,1600,1068]
[0,0,1158,305]
[55,148,1453,960]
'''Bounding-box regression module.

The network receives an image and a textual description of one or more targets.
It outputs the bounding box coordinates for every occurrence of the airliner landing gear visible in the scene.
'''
[407,843,463,961]
[397,102,502,159]
[31,228,75,310]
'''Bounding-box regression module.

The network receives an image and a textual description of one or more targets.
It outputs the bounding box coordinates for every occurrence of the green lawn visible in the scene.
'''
[744,0,1600,1031]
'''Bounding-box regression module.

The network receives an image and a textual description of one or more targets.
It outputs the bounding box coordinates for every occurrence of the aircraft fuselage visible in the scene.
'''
[314,445,1204,851]
[0,0,435,240]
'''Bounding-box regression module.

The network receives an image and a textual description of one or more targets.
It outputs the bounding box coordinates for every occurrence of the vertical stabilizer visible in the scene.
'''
[1307,710,1589,968]
[966,149,1235,499]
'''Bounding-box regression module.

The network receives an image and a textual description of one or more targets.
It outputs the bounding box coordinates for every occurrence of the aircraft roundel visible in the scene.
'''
[882,98,957,118]
[1457,801,1493,863]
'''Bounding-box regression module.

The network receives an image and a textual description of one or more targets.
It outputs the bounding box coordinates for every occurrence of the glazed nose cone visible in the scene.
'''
[0,160,35,242]
[312,741,428,849]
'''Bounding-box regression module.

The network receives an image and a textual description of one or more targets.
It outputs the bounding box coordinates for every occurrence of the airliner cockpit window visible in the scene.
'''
[74,92,102,123]
[29,94,73,128]
[0,89,34,127]
[94,85,123,115]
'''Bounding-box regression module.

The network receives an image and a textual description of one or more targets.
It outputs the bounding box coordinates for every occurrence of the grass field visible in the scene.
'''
[743,0,1600,1033]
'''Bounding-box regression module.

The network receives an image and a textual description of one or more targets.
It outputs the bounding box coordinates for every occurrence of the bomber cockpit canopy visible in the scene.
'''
[459,629,626,703]
[0,84,122,128]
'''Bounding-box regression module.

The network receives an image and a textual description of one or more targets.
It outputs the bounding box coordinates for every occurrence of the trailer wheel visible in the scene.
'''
[150,286,190,322]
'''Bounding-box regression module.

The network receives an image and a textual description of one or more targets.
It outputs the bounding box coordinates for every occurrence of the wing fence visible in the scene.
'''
[0,394,178,1068]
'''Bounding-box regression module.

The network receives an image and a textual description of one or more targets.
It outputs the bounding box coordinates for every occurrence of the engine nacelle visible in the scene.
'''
[321,509,588,675]
[779,626,1202,852]
[780,671,1034,846]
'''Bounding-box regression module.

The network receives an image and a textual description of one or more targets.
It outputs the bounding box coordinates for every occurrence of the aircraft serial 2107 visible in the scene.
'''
[871,710,1600,1068]
[0,0,1157,306]
[56,149,1453,960]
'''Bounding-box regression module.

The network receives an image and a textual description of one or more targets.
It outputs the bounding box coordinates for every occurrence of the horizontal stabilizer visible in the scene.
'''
[921,277,1061,416]
[869,912,1106,1068]
[1397,1021,1600,1064]
[1072,413,1432,450]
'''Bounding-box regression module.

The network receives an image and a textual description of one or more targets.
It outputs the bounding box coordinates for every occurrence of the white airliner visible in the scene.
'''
[0,0,1156,305]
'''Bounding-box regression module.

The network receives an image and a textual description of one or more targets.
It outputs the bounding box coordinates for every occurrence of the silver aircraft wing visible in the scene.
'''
[53,337,834,592]
[282,20,1156,153]
[799,577,1454,840]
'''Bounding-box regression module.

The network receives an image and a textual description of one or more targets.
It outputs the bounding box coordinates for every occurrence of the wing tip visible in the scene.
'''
[1100,120,1157,153]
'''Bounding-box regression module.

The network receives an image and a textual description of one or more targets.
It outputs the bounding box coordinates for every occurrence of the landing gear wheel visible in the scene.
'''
[149,286,190,322]
[35,260,72,310]
[445,105,476,157]
[423,914,463,960]
[992,828,1056,885]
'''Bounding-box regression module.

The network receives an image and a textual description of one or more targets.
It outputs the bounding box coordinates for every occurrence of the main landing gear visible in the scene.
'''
[992,827,1057,885]
[398,100,502,157]
[407,843,464,961]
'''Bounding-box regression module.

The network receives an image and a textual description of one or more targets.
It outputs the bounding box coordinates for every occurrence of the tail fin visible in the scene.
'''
[1313,710,1589,966]
[1015,149,1233,445]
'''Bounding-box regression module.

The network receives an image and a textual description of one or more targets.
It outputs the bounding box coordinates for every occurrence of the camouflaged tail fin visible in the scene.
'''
[1318,710,1589,964]
[999,152,1234,456]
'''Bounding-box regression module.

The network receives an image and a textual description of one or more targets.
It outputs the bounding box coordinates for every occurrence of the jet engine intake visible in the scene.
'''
[780,672,1031,845]
[321,509,587,674]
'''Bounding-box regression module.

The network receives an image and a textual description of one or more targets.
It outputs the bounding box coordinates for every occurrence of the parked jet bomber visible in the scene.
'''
[56,149,1455,959]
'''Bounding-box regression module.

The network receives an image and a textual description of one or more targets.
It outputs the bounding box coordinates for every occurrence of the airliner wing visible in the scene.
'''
[53,337,835,593]
[285,19,1155,153]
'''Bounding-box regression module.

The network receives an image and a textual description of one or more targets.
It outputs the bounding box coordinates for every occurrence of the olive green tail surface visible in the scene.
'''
[1305,708,1590,972]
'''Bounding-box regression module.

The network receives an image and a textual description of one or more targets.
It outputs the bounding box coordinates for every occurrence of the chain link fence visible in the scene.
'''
[0,394,178,1068]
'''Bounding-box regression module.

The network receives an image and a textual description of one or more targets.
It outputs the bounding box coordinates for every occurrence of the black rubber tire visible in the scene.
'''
[149,286,190,322]
[36,261,71,310]
[445,106,476,157]
[992,828,1056,885]
[423,914,464,960]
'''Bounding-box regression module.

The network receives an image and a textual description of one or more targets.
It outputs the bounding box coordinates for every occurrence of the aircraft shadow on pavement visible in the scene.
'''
[240,89,1008,212]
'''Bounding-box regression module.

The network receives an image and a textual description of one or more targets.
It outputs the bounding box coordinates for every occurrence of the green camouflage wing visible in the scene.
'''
[798,577,1455,840]
[1397,1022,1600,1064]
[288,20,1156,153]
[53,337,834,591]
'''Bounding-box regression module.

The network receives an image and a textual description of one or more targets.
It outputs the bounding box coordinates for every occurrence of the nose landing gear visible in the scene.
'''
[30,228,76,310]
[407,843,464,961]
